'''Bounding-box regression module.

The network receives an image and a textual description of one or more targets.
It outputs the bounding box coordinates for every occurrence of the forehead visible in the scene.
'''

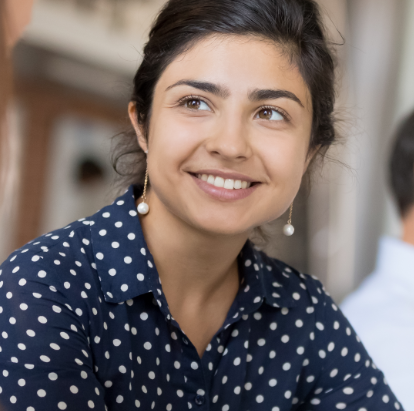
[155,34,311,109]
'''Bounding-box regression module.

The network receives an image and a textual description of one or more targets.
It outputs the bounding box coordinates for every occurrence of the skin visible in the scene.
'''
[129,35,315,357]
[4,0,34,49]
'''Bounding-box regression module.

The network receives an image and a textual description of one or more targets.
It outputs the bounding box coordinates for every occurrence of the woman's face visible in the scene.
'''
[131,35,314,236]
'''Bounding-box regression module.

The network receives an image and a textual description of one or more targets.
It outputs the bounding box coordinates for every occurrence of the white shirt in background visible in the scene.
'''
[341,236,414,411]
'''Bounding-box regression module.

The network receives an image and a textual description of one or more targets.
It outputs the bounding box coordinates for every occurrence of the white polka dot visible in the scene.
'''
[282,363,291,371]
[109,269,116,276]
[144,342,152,350]
[137,273,145,281]
[128,233,136,240]
[124,256,132,264]
[37,389,46,397]
[38,270,47,278]
[69,385,79,394]
[96,253,104,260]
[112,242,120,249]
[121,284,128,292]
[19,279,27,286]
[116,395,124,403]
[58,402,67,409]
[49,372,58,381]
[40,355,50,362]
[38,316,47,324]
[191,362,199,370]
[177,390,184,397]
[336,404,346,409]
[113,339,121,347]
[99,230,107,236]
[258,338,266,346]
[343,387,353,395]
[10,396,16,403]
[18,378,26,386]
[245,382,252,390]
[295,319,303,327]
[281,335,289,343]
[88,400,95,408]
[284,390,292,399]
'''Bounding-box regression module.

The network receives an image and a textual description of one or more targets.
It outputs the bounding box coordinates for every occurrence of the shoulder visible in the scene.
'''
[0,216,101,311]
[253,248,334,314]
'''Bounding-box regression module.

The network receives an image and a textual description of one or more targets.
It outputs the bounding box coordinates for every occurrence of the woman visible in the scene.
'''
[0,0,403,410]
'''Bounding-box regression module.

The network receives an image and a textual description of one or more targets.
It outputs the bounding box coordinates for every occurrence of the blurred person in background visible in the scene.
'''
[342,111,414,411]
[0,0,34,203]
[0,0,404,410]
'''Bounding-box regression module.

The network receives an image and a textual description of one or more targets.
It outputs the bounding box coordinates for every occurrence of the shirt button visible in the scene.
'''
[194,394,205,405]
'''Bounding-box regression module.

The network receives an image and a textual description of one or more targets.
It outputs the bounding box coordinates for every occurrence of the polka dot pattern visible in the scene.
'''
[0,185,403,410]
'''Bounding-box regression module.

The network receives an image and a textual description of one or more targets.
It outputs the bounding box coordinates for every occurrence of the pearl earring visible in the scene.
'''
[283,203,294,236]
[137,166,150,215]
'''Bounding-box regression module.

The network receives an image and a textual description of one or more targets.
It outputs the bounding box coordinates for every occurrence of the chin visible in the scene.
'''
[187,210,258,237]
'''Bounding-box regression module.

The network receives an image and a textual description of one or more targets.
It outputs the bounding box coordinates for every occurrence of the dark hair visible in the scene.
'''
[112,0,337,188]
[389,111,414,217]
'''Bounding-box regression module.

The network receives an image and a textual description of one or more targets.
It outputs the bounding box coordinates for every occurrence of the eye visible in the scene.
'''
[256,108,284,121]
[184,98,211,111]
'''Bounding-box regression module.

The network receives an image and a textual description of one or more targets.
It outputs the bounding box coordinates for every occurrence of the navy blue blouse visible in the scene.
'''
[0,185,403,411]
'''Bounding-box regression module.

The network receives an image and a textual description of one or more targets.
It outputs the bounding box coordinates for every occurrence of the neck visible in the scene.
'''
[138,190,249,303]
[402,206,414,246]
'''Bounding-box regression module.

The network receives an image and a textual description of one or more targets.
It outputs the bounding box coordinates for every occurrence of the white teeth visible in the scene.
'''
[213,177,225,188]
[207,175,215,184]
[197,174,252,190]
[224,179,234,189]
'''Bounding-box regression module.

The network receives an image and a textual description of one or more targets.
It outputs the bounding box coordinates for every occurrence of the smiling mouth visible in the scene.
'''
[192,173,257,190]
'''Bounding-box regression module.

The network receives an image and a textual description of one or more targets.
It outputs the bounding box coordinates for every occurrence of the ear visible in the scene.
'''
[128,102,148,153]
[302,145,321,176]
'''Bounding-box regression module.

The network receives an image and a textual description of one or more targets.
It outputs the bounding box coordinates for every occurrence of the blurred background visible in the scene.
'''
[1,0,413,303]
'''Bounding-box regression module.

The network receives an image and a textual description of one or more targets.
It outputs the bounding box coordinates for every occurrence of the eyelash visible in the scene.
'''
[177,95,290,122]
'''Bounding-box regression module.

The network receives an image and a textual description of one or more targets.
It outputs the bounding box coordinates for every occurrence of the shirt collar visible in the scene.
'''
[89,185,297,312]
[375,236,414,286]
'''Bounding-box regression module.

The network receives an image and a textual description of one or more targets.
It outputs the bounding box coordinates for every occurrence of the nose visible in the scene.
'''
[204,112,253,162]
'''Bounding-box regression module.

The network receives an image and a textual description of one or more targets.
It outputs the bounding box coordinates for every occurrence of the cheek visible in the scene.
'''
[148,112,205,174]
[260,136,309,187]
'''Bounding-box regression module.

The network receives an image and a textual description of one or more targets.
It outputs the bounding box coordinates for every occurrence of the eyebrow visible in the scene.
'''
[248,89,304,107]
[165,80,304,107]
[165,80,230,98]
